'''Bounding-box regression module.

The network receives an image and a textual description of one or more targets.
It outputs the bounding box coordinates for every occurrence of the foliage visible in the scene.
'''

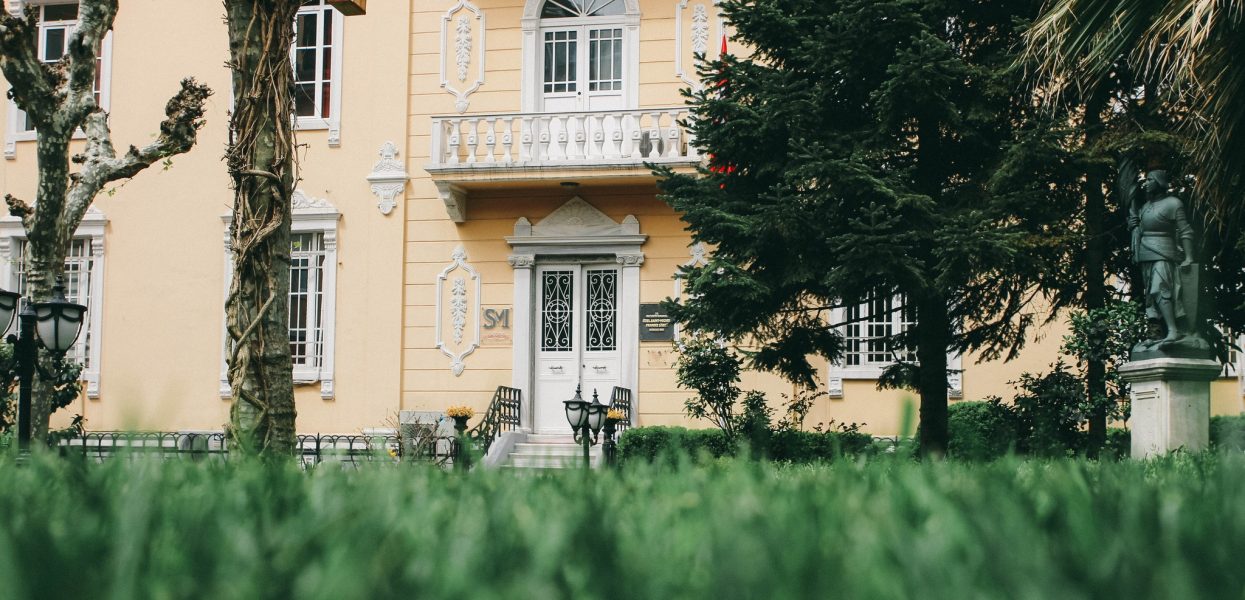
[675,336,742,436]
[1010,363,1088,458]
[1023,0,1245,217]
[947,399,1017,461]
[1060,300,1147,422]
[1211,415,1245,452]
[617,424,871,465]
[4,455,1245,597]
[659,0,1064,455]
[615,426,734,464]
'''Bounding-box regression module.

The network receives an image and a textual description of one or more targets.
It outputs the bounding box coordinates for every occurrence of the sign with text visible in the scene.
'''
[481,306,512,346]
[639,303,675,342]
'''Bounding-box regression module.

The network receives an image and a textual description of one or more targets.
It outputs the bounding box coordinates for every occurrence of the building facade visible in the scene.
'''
[1,0,1241,437]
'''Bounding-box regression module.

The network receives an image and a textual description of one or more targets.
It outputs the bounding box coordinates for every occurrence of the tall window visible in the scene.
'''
[7,2,112,154]
[843,296,917,368]
[13,239,96,368]
[292,0,342,132]
[219,192,339,399]
[528,0,636,112]
[289,232,327,373]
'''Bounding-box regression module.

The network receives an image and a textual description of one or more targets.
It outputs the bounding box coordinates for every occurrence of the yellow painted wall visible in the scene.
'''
[1,0,410,433]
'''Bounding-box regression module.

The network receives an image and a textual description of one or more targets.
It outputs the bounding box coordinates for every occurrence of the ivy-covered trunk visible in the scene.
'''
[224,0,299,456]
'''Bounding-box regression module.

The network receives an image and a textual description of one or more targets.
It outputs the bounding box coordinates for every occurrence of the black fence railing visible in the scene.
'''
[56,431,458,467]
[468,386,522,456]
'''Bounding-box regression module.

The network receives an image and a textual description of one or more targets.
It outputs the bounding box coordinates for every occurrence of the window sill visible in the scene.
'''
[295,117,341,147]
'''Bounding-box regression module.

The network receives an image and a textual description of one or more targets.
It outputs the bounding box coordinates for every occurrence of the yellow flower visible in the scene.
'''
[606,409,626,421]
[446,405,475,418]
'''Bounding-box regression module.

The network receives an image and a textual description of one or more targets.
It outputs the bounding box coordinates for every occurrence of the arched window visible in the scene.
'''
[523,0,639,112]
[541,0,625,18]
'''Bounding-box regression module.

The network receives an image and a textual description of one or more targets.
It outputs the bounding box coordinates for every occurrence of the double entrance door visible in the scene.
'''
[534,264,621,434]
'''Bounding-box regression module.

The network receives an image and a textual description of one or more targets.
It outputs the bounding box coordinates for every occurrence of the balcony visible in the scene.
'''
[426,107,700,221]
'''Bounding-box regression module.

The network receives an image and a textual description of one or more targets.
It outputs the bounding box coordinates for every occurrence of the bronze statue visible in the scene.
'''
[1119,156,1208,357]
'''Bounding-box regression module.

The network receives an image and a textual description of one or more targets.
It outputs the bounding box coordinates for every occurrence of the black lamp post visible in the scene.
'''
[563,384,606,469]
[0,278,87,455]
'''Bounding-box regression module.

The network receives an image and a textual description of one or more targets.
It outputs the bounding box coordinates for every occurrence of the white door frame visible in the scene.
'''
[521,0,640,113]
[507,196,646,431]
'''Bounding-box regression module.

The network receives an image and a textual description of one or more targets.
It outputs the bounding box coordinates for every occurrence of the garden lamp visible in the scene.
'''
[564,384,588,431]
[585,389,607,436]
[0,288,19,334]
[32,280,87,355]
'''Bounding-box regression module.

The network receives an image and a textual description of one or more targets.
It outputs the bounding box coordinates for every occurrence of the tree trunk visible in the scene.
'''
[224,0,298,456]
[915,290,951,457]
[26,134,72,439]
[1083,89,1109,458]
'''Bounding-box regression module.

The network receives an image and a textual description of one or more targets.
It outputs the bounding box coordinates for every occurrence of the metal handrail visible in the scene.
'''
[468,385,522,456]
[610,386,633,432]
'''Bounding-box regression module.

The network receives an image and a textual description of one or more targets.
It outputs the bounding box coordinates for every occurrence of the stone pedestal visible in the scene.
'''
[1117,357,1220,458]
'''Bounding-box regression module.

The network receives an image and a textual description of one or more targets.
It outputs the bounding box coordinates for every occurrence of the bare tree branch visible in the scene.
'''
[4,194,34,231]
[61,0,117,127]
[0,7,56,130]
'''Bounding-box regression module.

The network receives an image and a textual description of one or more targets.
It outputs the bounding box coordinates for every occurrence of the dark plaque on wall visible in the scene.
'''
[639,303,675,341]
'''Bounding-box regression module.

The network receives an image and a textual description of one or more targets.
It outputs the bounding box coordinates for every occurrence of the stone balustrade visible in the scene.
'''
[428,107,698,169]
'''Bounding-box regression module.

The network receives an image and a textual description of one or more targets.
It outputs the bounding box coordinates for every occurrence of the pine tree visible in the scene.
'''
[658,0,1055,455]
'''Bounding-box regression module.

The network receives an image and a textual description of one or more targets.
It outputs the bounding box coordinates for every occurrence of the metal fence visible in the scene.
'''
[56,431,459,467]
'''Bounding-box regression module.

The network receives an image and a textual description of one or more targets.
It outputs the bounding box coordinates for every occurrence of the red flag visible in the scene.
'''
[709,34,736,182]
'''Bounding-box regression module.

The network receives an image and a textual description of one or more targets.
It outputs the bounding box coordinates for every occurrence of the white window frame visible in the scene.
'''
[219,190,339,400]
[4,1,113,159]
[0,206,106,398]
[826,296,962,399]
[520,0,639,113]
[292,0,344,147]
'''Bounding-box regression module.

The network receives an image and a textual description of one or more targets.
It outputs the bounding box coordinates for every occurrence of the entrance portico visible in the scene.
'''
[507,196,645,433]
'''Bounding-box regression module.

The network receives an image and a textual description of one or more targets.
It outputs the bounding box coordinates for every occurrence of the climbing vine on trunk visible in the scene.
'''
[224,0,299,456]
[0,1,209,440]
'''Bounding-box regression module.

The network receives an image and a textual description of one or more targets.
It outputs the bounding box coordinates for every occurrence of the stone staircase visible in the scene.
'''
[503,434,602,469]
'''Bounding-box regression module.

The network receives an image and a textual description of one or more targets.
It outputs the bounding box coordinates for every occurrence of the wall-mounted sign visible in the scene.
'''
[481,306,512,346]
[639,303,675,342]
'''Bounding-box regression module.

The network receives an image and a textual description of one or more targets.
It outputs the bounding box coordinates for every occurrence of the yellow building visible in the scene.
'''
[1,0,1241,443]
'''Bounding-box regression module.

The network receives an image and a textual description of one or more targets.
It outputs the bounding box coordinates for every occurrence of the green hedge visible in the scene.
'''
[1211,415,1245,450]
[616,426,871,464]
[947,400,1017,460]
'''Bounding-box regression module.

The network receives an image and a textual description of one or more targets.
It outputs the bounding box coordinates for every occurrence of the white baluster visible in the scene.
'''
[647,111,663,159]
[447,119,461,165]
[684,110,699,159]
[501,117,514,163]
[520,116,534,162]
[628,113,642,159]
[484,118,497,163]
[590,114,605,160]
[608,114,624,159]
[666,110,682,158]
[464,118,479,163]
[540,115,554,160]
[553,116,568,160]
[569,115,584,160]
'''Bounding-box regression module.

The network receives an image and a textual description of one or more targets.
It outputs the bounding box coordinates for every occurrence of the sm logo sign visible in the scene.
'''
[482,308,511,330]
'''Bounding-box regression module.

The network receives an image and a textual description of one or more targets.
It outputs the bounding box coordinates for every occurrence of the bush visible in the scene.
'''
[1011,363,1084,457]
[1211,415,1245,451]
[618,425,870,464]
[1104,428,1131,458]
[947,400,1017,460]
[616,426,733,464]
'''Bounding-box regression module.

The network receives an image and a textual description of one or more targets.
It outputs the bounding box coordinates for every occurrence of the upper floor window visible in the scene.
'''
[5,2,113,157]
[843,296,917,369]
[292,0,343,143]
[523,0,638,112]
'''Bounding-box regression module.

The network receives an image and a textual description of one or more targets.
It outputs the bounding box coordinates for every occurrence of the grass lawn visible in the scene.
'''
[1,452,1243,599]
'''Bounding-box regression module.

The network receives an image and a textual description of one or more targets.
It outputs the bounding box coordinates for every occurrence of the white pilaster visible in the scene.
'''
[509,254,536,431]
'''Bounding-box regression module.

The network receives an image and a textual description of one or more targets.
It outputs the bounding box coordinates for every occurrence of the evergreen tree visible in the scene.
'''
[658,0,1055,455]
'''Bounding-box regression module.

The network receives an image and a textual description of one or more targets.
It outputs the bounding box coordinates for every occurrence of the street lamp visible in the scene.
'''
[1,278,87,455]
[563,384,606,468]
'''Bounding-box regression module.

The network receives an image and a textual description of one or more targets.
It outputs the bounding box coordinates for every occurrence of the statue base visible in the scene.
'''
[1117,358,1220,459]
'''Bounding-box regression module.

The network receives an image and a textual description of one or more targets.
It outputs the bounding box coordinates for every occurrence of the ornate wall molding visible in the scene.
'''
[365,141,408,216]
[436,245,482,376]
[440,1,486,114]
[673,242,708,343]
[674,0,726,90]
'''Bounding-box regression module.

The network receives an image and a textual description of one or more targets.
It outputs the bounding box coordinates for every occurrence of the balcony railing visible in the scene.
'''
[428,107,698,170]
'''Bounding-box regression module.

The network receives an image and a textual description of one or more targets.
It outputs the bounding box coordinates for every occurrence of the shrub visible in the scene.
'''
[618,425,870,464]
[947,400,1017,460]
[1011,362,1084,457]
[1104,428,1131,458]
[616,426,733,464]
[1211,415,1245,451]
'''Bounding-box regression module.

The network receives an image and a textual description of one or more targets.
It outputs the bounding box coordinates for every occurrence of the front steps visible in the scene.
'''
[503,434,602,469]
